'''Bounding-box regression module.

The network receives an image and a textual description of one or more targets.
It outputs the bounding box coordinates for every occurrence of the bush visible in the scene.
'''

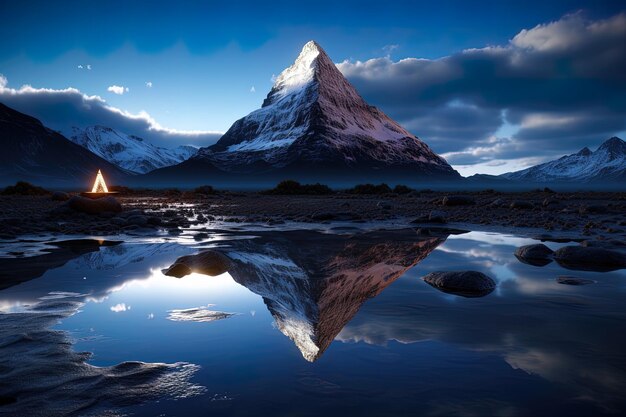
[264,180,333,195]
[193,185,216,195]
[1,181,49,196]
[109,185,132,193]
[393,184,413,195]
[164,188,182,196]
[346,183,392,195]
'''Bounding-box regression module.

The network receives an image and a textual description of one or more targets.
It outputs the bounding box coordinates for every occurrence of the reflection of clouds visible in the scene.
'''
[0,243,196,310]
[167,305,235,323]
[339,234,626,412]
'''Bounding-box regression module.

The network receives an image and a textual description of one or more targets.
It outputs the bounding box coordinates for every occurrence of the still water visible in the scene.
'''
[1,226,625,416]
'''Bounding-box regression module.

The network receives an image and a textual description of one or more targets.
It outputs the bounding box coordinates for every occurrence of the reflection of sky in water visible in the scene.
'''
[1,230,625,416]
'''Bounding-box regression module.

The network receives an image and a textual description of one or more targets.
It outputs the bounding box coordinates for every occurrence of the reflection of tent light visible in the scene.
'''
[91,170,109,193]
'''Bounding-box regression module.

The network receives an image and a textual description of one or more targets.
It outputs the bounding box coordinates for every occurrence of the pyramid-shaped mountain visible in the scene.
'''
[143,41,459,186]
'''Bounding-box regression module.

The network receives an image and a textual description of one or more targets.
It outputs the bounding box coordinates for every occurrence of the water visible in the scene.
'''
[1,226,625,416]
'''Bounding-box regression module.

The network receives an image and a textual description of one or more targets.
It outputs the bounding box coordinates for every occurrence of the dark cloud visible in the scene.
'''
[0,76,222,148]
[338,12,626,168]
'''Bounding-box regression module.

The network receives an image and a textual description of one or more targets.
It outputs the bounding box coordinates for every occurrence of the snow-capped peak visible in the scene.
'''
[501,136,625,182]
[67,125,197,174]
[270,41,322,98]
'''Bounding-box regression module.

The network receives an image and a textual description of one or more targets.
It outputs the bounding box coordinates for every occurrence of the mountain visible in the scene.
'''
[143,41,459,187]
[0,102,128,187]
[501,137,626,183]
[165,228,449,361]
[67,126,197,174]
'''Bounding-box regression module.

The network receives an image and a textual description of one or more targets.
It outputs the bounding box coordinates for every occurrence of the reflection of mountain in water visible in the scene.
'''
[174,229,448,361]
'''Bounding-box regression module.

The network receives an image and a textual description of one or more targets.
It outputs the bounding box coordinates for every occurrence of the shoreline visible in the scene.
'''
[0,190,624,243]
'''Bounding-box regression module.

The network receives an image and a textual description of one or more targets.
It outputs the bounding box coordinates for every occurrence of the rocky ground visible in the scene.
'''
[0,189,624,243]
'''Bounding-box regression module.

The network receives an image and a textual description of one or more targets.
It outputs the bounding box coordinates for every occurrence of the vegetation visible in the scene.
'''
[392,184,414,194]
[263,180,333,195]
[346,183,392,195]
[1,181,50,196]
[193,185,217,195]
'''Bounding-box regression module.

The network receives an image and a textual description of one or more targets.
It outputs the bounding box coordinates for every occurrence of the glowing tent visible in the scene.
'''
[91,170,109,193]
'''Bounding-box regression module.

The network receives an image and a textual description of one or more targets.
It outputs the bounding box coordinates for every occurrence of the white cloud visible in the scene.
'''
[86,64,91,70]
[382,44,399,55]
[0,74,222,147]
[110,303,130,312]
[107,85,128,95]
[145,81,153,88]
[77,65,83,69]
[250,86,255,93]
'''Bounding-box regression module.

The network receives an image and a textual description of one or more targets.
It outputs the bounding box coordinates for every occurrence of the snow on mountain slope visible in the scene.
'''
[68,126,197,174]
[502,137,626,182]
[190,41,458,179]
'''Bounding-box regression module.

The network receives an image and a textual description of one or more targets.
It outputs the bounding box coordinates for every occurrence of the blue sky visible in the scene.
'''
[1,0,625,175]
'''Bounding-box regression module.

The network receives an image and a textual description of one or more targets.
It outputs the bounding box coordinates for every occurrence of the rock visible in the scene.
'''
[554,246,626,271]
[489,198,506,207]
[428,210,447,223]
[514,244,554,266]
[415,228,431,236]
[442,195,475,206]
[147,216,162,226]
[125,215,149,226]
[510,201,533,209]
[422,271,496,298]
[579,205,608,214]
[120,209,144,218]
[66,196,122,215]
[556,275,595,286]
[193,232,210,241]
[311,213,336,221]
[162,263,192,278]
[51,191,69,201]
[163,250,231,278]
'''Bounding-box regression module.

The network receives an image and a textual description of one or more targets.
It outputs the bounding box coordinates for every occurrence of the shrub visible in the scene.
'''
[193,185,216,195]
[393,184,413,195]
[109,185,132,193]
[264,180,333,195]
[346,183,392,195]
[1,181,49,196]
[164,188,182,196]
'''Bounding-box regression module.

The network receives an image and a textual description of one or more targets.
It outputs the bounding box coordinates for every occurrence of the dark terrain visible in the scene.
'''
[0,189,624,242]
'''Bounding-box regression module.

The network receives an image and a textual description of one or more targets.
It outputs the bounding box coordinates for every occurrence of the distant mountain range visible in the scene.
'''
[66,126,197,174]
[0,103,128,187]
[500,137,626,183]
[0,41,624,189]
[143,41,460,187]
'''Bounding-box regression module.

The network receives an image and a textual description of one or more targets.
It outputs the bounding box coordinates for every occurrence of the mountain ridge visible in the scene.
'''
[501,136,626,183]
[67,125,197,174]
[0,102,128,187]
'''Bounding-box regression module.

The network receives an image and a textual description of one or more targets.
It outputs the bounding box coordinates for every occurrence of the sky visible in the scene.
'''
[1,0,625,175]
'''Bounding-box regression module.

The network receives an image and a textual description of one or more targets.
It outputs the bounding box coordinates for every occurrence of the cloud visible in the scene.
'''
[110,303,129,312]
[338,12,626,171]
[77,65,83,69]
[0,74,222,147]
[250,86,255,93]
[381,44,399,55]
[107,85,128,95]
[145,81,152,88]
[86,64,91,70]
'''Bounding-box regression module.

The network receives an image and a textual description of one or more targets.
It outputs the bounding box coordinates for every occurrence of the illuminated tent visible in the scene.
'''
[91,170,109,193]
